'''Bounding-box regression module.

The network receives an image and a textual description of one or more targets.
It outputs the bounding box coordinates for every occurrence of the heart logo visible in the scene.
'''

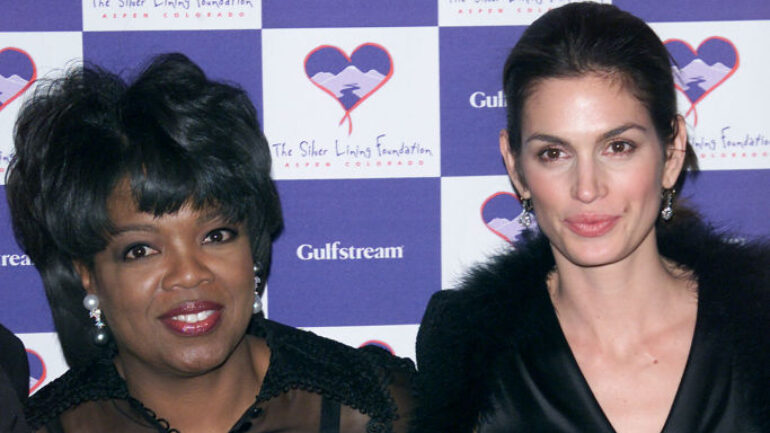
[304,43,393,135]
[665,37,739,126]
[26,348,46,394]
[481,191,532,245]
[0,47,36,112]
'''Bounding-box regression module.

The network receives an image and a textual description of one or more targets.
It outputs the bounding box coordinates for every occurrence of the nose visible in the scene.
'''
[160,250,215,291]
[571,156,606,203]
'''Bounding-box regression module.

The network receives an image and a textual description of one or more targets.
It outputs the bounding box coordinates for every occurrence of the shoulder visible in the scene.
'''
[414,231,554,433]
[657,216,770,325]
[658,215,770,287]
[659,216,770,423]
[418,230,554,355]
[257,319,415,426]
[24,359,126,429]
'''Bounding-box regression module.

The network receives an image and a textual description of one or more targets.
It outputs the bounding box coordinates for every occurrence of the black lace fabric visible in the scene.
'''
[26,319,415,433]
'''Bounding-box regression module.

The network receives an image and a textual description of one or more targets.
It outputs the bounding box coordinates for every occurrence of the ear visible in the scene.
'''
[661,115,688,189]
[73,261,96,295]
[499,129,530,199]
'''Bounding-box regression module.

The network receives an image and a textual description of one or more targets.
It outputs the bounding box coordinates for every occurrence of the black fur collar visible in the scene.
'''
[437,215,770,430]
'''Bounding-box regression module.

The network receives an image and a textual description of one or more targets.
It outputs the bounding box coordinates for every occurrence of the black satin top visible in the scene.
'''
[415,219,770,433]
[477,285,743,433]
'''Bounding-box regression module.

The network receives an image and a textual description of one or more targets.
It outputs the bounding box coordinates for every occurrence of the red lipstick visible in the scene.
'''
[158,301,223,336]
[564,214,620,238]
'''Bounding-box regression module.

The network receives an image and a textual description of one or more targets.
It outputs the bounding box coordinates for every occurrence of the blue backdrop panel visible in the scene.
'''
[83,30,264,122]
[270,177,440,327]
[615,0,770,22]
[262,0,438,28]
[0,0,82,32]
[439,25,524,177]
[0,187,52,333]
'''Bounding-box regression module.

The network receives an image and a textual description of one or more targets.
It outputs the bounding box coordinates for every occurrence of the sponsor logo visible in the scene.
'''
[90,0,255,13]
[26,349,46,394]
[665,36,768,164]
[305,43,393,135]
[0,254,32,267]
[469,90,506,108]
[296,241,404,261]
[359,339,395,355]
[665,37,739,127]
[481,192,533,245]
[439,0,610,27]
[83,0,258,30]
[0,47,36,113]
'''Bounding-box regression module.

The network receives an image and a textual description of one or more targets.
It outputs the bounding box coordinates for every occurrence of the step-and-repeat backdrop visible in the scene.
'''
[1,0,768,395]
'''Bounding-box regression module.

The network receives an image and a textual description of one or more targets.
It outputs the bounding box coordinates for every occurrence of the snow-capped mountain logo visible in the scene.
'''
[665,37,739,126]
[304,43,393,135]
[0,47,36,112]
[481,192,533,245]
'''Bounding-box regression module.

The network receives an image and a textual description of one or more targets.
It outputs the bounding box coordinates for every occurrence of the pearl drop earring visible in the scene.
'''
[252,264,263,315]
[83,294,109,346]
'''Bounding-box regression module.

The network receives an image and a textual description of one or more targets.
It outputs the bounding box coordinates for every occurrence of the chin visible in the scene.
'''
[555,240,630,268]
[168,335,244,376]
[170,349,231,376]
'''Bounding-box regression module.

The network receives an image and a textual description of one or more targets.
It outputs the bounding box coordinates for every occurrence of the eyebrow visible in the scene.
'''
[600,123,647,141]
[110,224,158,236]
[524,123,648,145]
[196,209,229,224]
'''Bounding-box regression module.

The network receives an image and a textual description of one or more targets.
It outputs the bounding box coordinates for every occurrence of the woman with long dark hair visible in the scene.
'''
[414,3,769,432]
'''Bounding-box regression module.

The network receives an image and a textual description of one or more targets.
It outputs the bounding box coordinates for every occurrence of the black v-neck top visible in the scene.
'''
[25,319,415,433]
[414,219,770,433]
[476,283,740,433]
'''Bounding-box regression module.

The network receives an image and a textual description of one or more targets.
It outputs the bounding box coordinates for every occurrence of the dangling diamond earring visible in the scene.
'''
[661,188,675,221]
[517,197,534,228]
[82,294,109,346]
[252,264,263,315]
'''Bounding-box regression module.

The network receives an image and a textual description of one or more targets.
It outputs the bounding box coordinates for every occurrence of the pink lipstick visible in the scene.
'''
[158,301,223,336]
[564,214,620,238]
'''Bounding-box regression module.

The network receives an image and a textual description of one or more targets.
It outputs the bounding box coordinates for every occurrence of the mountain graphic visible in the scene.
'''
[0,74,29,104]
[486,217,525,242]
[673,59,732,101]
[310,65,386,99]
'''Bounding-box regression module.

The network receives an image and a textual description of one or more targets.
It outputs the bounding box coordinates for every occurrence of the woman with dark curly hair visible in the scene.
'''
[7,53,413,433]
[415,3,769,432]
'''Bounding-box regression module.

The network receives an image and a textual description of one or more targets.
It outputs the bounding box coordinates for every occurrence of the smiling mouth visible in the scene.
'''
[564,215,620,238]
[159,301,223,336]
[170,310,216,323]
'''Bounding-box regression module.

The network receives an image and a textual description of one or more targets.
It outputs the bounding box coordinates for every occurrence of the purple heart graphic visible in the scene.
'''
[481,192,532,245]
[0,47,36,112]
[665,37,739,126]
[304,43,393,135]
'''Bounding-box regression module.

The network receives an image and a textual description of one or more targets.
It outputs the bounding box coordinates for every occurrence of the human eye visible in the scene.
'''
[123,243,159,261]
[203,228,238,244]
[604,140,636,156]
[537,146,569,163]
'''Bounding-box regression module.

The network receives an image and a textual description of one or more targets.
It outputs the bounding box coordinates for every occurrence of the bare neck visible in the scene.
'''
[548,232,696,350]
[115,335,269,433]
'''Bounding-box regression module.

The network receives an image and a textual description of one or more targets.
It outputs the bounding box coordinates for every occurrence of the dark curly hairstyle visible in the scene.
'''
[503,2,698,195]
[5,53,283,369]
